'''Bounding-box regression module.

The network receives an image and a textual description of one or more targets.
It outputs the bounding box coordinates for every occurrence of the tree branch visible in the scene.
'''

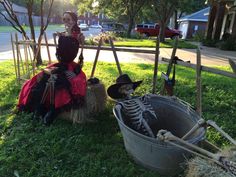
[0,12,21,32]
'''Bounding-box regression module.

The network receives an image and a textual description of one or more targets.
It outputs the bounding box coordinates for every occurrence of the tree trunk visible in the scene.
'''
[127,15,135,38]
[27,3,43,66]
[212,2,225,40]
[174,10,178,29]
[159,21,166,42]
[231,16,236,38]
[205,2,217,40]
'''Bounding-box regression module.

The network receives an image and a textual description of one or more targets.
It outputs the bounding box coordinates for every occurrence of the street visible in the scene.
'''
[0,27,236,66]
[0,27,101,52]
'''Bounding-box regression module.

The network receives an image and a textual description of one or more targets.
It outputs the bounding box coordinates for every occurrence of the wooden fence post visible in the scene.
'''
[152,36,160,94]
[196,47,202,116]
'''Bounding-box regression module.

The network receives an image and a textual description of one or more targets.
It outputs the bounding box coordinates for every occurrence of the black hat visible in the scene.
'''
[56,36,79,63]
[107,74,142,99]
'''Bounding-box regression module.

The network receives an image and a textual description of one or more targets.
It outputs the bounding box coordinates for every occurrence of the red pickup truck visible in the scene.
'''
[135,24,182,39]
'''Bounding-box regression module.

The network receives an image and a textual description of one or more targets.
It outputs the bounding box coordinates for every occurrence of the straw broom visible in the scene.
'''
[186,146,236,177]
[60,37,107,123]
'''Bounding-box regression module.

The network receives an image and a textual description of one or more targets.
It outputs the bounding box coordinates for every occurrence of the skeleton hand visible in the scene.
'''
[78,33,85,45]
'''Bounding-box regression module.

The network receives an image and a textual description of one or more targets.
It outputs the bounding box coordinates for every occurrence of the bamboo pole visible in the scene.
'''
[44,32,51,64]
[30,42,36,76]
[18,39,25,76]
[90,37,103,78]
[22,35,30,78]
[27,42,33,71]
[15,33,21,82]
[152,36,160,94]
[109,37,122,76]
[10,33,18,79]
[196,47,202,116]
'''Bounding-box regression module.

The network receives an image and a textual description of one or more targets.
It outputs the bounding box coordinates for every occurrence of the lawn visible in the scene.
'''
[0,24,64,33]
[113,38,197,49]
[0,61,236,177]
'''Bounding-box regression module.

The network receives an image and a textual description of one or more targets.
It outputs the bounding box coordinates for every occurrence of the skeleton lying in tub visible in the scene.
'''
[107,74,159,138]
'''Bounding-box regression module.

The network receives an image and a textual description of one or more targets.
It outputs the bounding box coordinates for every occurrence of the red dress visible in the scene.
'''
[18,61,86,110]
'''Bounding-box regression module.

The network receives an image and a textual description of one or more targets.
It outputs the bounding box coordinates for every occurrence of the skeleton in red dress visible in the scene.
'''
[18,36,87,125]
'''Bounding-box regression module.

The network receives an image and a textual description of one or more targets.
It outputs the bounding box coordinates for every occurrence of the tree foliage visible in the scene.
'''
[72,0,146,37]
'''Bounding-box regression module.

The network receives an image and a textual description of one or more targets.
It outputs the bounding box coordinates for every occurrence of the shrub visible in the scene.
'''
[193,31,205,42]
[130,31,145,39]
[202,39,218,47]
[85,32,122,45]
[217,36,236,51]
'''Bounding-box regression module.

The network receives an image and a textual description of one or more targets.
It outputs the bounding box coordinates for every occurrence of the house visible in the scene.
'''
[78,12,107,25]
[206,0,236,40]
[178,7,210,39]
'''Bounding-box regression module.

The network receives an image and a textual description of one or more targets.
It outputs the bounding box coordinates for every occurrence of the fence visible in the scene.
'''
[11,33,236,115]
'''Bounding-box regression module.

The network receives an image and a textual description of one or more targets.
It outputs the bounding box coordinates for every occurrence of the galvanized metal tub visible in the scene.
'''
[113,95,205,176]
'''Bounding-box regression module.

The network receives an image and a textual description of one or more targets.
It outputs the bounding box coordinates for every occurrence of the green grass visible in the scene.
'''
[0,61,236,177]
[0,24,64,33]
[113,38,197,49]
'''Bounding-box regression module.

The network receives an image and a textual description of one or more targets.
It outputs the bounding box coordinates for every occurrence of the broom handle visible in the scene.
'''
[90,37,103,78]
[109,37,122,76]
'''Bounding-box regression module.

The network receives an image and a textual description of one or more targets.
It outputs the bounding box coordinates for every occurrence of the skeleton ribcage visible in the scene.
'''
[118,94,158,138]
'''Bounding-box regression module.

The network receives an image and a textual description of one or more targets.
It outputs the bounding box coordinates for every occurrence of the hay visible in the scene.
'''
[58,82,107,123]
[185,146,236,177]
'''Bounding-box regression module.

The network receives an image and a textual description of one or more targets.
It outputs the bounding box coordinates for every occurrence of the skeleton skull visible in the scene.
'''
[118,84,134,98]
[62,13,76,35]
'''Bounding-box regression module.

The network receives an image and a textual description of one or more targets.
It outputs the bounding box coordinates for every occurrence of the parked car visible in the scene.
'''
[101,22,125,35]
[79,23,89,31]
[135,23,182,39]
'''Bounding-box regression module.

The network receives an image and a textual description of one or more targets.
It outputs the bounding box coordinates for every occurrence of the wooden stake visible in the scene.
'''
[44,32,51,64]
[196,47,202,116]
[90,37,103,78]
[152,36,160,94]
[167,36,179,76]
[161,36,179,95]
[229,58,236,75]
[109,37,122,76]
[11,33,18,79]
[15,33,21,82]
[53,33,57,46]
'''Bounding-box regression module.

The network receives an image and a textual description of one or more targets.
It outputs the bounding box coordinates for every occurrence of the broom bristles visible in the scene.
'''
[185,146,236,177]
[59,82,107,123]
